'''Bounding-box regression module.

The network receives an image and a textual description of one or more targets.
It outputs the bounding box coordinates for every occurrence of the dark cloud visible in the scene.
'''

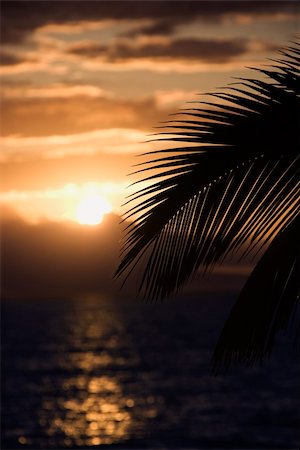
[0,50,26,66]
[1,212,248,300]
[122,20,177,39]
[69,38,250,64]
[68,43,107,59]
[1,213,123,298]
[1,1,298,43]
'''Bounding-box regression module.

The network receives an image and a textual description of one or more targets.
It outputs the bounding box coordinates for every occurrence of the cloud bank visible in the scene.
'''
[2,1,297,44]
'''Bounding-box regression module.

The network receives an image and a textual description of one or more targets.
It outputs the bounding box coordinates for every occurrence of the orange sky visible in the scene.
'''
[1,0,299,224]
[1,1,299,299]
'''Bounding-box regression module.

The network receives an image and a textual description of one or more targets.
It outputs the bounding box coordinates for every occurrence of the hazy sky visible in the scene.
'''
[1,1,299,298]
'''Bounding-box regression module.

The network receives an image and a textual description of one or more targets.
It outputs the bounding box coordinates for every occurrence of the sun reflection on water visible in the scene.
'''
[37,298,139,447]
[6,297,169,448]
[44,375,132,446]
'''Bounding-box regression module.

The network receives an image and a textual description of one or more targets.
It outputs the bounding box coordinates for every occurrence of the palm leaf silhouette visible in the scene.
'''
[115,41,300,371]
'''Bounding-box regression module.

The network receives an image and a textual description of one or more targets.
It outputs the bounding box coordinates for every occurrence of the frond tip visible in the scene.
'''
[115,40,300,370]
[211,216,300,374]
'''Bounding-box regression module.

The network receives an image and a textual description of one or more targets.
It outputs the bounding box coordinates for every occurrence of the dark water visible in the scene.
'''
[2,294,299,449]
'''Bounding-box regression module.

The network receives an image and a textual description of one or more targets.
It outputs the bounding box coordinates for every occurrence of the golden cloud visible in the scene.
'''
[2,84,113,99]
[0,128,153,162]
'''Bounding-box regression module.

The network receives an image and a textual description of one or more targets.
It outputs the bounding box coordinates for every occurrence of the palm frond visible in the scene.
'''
[115,41,300,368]
[211,215,300,374]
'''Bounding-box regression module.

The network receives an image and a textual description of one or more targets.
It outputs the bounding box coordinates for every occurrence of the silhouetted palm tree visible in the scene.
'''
[116,41,300,372]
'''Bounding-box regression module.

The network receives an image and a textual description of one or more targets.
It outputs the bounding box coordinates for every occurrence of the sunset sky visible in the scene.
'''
[1,1,299,297]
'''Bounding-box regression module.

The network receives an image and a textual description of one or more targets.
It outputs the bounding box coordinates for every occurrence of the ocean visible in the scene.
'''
[2,294,299,449]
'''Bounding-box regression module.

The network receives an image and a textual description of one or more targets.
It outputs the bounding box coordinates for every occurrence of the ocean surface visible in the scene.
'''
[2,294,299,449]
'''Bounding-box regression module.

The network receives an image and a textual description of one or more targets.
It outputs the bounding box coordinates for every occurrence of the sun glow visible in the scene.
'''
[0,182,123,224]
[76,195,112,225]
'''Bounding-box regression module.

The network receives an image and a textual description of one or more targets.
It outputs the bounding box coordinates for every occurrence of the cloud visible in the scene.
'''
[69,37,252,64]
[1,128,145,160]
[1,209,251,300]
[0,182,129,222]
[36,20,115,36]
[79,56,272,75]
[1,1,297,44]
[0,39,69,75]
[0,128,161,162]
[0,58,68,75]
[1,95,176,137]
[1,150,139,192]
[154,89,197,109]
[1,212,123,298]
[68,42,107,59]
[0,182,128,203]
[2,84,113,99]
[0,50,28,65]
[123,20,176,38]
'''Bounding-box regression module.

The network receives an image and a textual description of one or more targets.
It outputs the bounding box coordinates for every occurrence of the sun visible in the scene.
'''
[75,195,112,225]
